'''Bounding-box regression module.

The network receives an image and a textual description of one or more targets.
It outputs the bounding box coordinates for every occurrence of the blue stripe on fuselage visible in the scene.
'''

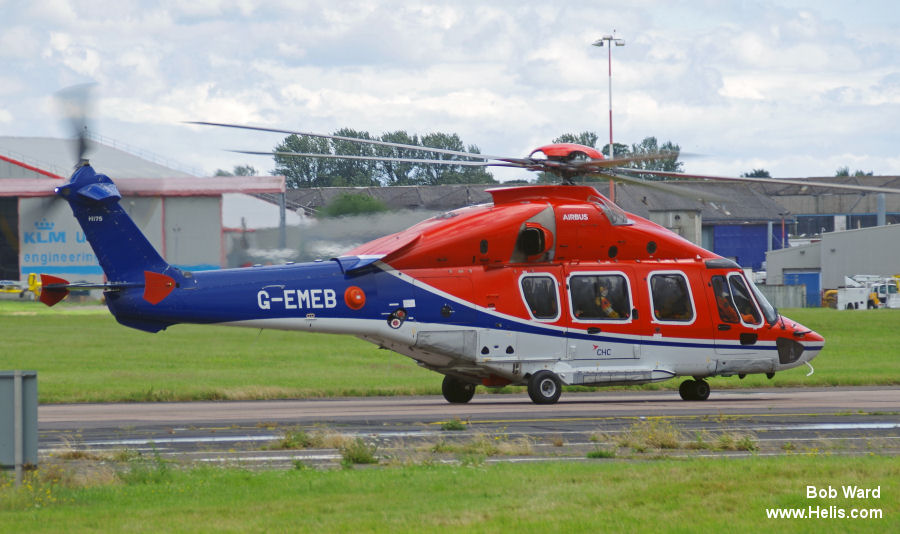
[105,261,786,353]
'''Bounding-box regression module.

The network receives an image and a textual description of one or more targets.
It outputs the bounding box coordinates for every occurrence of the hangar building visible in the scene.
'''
[766,223,900,304]
[1,137,285,283]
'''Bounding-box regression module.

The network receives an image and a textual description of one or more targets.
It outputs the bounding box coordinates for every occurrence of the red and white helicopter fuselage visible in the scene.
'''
[43,148,824,405]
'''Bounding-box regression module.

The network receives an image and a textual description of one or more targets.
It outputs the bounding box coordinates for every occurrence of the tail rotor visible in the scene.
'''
[55,83,97,166]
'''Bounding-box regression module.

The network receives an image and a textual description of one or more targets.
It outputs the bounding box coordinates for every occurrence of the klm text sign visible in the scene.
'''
[19,198,102,279]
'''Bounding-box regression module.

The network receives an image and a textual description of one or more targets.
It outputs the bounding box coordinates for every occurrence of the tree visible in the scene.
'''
[377,130,420,186]
[415,133,477,185]
[601,142,630,159]
[274,129,495,187]
[321,193,387,218]
[328,128,380,187]
[741,169,771,178]
[273,134,332,188]
[627,137,682,179]
[553,131,600,148]
[835,166,873,177]
[214,164,259,176]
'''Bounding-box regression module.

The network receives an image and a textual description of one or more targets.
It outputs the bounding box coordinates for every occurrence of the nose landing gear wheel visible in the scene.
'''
[527,371,562,404]
[679,379,710,401]
[441,375,476,404]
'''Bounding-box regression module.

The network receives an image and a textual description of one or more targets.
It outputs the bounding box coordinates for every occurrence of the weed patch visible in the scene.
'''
[617,419,682,451]
[441,418,467,431]
[266,427,351,450]
[339,438,379,467]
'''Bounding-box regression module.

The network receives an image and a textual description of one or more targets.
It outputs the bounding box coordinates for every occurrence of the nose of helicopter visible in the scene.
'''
[778,316,825,365]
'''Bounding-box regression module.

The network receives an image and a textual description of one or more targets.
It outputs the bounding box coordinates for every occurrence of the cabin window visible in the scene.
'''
[728,275,762,325]
[570,274,631,320]
[650,272,694,322]
[520,275,559,320]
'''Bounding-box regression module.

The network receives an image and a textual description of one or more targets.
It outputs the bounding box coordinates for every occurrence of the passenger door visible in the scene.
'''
[511,268,567,362]
[564,267,638,361]
[639,269,704,364]
[707,273,764,356]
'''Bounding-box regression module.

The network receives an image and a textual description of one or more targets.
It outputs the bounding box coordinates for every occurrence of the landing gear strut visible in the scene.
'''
[441,375,476,404]
[678,379,710,401]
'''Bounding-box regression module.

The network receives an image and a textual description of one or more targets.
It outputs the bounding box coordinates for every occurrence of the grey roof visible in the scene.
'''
[612,181,792,223]
[273,184,496,214]
[263,180,790,224]
[747,175,900,196]
[0,136,197,179]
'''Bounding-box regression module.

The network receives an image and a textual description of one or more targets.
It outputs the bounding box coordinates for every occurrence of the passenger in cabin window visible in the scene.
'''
[596,282,620,318]
[712,276,740,323]
[572,276,629,319]
[652,274,692,321]
[729,277,762,324]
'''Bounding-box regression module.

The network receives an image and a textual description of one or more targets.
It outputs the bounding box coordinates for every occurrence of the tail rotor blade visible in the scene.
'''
[55,83,97,164]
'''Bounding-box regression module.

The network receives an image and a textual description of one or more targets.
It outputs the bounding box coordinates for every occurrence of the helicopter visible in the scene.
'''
[49,106,900,404]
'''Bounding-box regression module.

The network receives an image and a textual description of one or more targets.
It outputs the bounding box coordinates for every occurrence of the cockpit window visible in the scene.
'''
[520,275,559,320]
[712,276,740,324]
[650,273,694,322]
[747,276,778,325]
[589,195,631,226]
[728,275,762,325]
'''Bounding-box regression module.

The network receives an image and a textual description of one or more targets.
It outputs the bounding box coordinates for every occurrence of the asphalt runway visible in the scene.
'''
[40,386,900,427]
[38,387,900,467]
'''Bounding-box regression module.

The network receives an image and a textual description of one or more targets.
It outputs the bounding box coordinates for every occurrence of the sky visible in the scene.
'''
[2,0,900,181]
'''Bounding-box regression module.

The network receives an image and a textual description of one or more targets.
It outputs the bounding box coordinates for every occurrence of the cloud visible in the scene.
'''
[1,0,899,180]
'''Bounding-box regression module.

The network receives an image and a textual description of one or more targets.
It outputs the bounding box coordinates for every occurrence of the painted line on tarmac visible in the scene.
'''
[68,435,282,447]
[435,412,842,426]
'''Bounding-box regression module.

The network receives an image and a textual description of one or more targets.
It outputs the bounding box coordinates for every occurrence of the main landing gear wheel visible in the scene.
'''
[678,379,710,401]
[442,375,476,404]
[527,371,562,405]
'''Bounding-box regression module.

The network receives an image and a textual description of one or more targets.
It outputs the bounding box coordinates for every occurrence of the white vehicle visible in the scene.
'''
[870,281,900,309]
[836,286,869,310]
[832,276,900,310]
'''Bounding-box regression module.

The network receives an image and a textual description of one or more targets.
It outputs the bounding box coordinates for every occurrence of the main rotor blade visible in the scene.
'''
[187,121,511,162]
[231,150,522,167]
[614,168,900,195]
[587,172,728,202]
[573,150,681,171]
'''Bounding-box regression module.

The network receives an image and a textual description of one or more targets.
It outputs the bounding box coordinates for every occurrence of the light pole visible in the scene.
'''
[592,33,624,201]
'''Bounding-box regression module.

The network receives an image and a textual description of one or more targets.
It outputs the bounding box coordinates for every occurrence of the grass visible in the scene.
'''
[0,301,436,403]
[265,428,351,450]
[607,419,759,453]
[2,301,899,403]
[440,418,467,431]
[1,455,897,532]
[339,438,379,467]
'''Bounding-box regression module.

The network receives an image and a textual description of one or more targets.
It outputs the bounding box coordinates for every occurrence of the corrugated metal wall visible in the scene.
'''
[713,224,769,270]
[163,197,221,271]
[0,198,18,279]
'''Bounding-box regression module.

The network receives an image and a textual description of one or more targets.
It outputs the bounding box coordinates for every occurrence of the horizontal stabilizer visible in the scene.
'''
[143,271,176,305]
[39,274,143,307]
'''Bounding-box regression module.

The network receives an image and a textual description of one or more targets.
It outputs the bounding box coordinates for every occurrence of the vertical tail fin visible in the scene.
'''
[56,163,171,282]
